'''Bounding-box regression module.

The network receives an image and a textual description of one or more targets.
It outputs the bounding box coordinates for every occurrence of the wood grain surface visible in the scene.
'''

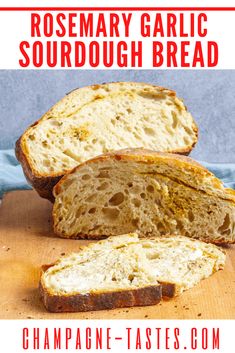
[0,190,234,320]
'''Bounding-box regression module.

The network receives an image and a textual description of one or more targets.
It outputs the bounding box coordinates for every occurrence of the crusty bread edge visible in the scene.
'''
[39,282,164,312]
[15,136,61,201]
[39,264,167,312]
[53,147,235,202]
[15,82,198,201]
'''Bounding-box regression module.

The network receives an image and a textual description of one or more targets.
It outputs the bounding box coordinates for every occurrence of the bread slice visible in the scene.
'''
[40,233,225,312]
[15,82,198,200]
[53,149,235,244]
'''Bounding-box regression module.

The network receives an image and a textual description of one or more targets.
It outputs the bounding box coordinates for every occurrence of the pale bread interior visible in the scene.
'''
[21,82,197,176]
[41,234,225,296]
[53,152,235,243]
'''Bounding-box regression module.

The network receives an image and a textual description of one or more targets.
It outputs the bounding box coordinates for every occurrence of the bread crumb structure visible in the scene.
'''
[53,149,235,244]
[40,233,226,312]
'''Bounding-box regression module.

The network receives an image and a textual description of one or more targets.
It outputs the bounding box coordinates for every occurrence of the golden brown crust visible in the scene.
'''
[39,280,162,313]
[160,282,177,298]
[52,229,235,245]
[53,147,227,198]
[15,82,198,201]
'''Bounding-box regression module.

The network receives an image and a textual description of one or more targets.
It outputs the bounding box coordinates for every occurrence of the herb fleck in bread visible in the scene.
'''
[53,149,235,244]
[16,82,198,200]
[40,233,225,312]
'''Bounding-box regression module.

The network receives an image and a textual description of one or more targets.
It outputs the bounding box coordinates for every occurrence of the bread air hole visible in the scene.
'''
[132,218,139,227]
[184,126,193,135]
[133,132,142,141]
[147,185,154,193]
[97,171,110,178]
[76,207,83,218]
[88,208,96,214]
[144,127,155,136]
[86,194,97,202]
[155,198,162,206]
[165,125,174,135]
[157,222,166,233]
[109,192,125,206]
[63,149,81,162]
[102,208,120,220]
[171,111,178,129]
[43,159,50,167]
[63,179,74,189]
[99,167,113,171]
[132,198,141,208]
[166,101,173,106]
[50,120,63,127]
[146,252,160,260]
[128,274,135,282]
[188,210,195,222]
[28,134,35,141]
[176,220,184,231]
[82,174,91,181]
[97,182,109,191]
[218,214,230,234]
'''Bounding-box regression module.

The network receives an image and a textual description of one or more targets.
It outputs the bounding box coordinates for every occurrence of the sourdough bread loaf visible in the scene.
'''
[53,149,235,244]
[16,82,198,200]
[40,233,225,312]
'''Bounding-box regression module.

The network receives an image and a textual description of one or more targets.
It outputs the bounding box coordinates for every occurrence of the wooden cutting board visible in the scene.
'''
[0,190,234,320]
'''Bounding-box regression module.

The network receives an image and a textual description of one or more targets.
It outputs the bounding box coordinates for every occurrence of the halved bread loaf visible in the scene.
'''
[40,233,225,312]
[53,149,235,244]
[16,82,198,200]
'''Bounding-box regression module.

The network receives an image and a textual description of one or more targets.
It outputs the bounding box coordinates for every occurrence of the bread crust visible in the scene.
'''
[54,147,235,202]
[15,137,61,201]
[160,282,177,298]
[39,277,163,313]
[15,82,198,201]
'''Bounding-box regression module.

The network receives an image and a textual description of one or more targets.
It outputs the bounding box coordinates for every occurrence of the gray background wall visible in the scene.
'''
[0,70,234,162]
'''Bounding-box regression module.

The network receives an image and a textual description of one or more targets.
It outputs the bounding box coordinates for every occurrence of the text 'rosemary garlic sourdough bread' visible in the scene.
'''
[53,149,235,244]
[40,233,225,312]
[15,82,198,200]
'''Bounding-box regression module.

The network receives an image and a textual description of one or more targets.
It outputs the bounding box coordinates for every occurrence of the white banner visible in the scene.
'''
[0,320,234,353]
[0,8,234,69]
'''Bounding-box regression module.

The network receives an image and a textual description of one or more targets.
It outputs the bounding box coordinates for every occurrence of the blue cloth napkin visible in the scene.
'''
[0,149,32,197]
[0,149,234,198]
